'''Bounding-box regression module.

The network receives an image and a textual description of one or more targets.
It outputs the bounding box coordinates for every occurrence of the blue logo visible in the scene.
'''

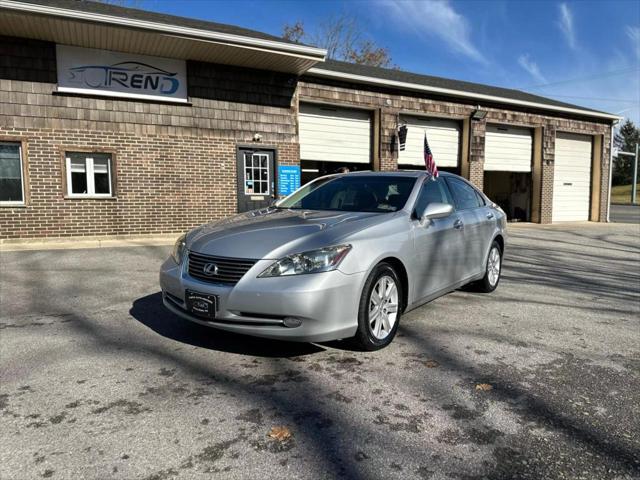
[67,61,180,94]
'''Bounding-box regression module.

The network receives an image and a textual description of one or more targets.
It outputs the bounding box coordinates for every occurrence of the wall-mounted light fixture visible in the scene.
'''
[253,133,263,142]
[471,108,487,121]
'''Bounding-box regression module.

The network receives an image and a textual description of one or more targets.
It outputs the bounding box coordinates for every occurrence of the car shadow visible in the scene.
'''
[130,292,325,358]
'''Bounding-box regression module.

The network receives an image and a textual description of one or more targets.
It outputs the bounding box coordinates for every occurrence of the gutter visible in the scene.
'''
[307,67,622,122]
[0,0,327,61]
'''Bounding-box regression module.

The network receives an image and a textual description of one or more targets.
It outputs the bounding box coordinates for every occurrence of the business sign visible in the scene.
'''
[278,165,301,197]
[56,45,188,102]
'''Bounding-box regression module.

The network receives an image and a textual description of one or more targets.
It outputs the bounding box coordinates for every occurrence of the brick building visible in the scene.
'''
[0,0,618,240]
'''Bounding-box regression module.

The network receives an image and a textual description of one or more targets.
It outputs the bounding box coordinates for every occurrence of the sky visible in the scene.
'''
[130,0,639,124]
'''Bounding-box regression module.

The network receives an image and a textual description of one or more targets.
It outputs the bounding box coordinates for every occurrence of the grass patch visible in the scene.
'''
[611,183,640,204]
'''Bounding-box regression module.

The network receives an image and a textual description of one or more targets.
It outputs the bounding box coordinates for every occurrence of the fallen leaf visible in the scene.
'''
[424,360,439,368]
[268,426,292,441]
[475,383,493,391]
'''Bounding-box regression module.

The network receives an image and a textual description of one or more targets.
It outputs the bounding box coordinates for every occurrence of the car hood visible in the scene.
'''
[187,208,389,259]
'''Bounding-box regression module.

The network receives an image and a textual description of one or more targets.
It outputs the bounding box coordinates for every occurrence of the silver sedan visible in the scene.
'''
[160,171,507,350]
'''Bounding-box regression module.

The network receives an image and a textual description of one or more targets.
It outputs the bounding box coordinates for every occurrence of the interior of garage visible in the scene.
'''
[484,171,531,222]
[300,160,370,184]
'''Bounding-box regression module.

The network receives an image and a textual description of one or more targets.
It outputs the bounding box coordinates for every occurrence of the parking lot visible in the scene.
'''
[1,223,639,480]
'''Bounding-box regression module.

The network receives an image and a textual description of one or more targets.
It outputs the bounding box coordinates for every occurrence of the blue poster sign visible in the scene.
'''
[278,165,301,197]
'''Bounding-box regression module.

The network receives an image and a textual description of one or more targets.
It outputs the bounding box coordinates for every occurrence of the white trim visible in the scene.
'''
[307,68,621,121]
[65,153,113,198]
[0,0,327,61]
[56,86,190,103]
[0,142,25,206]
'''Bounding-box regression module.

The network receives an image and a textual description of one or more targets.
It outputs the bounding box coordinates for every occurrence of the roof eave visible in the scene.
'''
[0,0,327,62]
[306,67,621,122]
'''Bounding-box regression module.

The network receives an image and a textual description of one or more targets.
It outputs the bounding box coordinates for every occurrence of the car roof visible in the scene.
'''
[341,170,455,178]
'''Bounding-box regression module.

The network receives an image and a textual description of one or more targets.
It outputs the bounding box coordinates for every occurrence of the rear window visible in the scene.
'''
[445,177,483,210]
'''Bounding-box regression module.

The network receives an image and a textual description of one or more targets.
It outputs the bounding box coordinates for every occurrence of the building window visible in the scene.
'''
[65,152,113,197]
[244,152,270,195]
[0,142,25,205]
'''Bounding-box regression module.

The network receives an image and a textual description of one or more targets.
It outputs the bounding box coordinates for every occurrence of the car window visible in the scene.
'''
[445,177,482,210]
[413,178,453,218]
[278,176,417,213]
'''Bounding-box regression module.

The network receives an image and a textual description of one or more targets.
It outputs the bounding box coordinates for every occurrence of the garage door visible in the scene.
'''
[398,116,460,167]
[552,132,593,222]
[299,103,371,164]
[485,125,532,171]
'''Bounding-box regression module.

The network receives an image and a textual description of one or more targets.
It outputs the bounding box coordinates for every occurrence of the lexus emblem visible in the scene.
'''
[202,263,218,276]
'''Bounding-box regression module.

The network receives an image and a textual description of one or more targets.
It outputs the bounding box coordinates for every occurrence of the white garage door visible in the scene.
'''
[552,132,593,222]
[484,125,532,172]
[398,116,460,167]
[299,103,371,164]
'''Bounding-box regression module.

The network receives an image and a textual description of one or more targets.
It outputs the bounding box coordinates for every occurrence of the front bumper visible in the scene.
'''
[159,257,365,342]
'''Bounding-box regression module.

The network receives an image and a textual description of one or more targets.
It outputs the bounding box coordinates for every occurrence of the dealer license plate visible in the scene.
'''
[185,290,218,319]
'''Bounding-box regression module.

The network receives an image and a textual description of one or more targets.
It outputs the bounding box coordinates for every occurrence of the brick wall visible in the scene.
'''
[299,78,612,223]
[0,37,299,239]
[0,128,299,238]
[0,36,614,239]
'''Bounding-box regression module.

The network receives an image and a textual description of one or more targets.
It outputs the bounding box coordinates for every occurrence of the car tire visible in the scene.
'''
[352,262,403,351]
[474,240,502,293]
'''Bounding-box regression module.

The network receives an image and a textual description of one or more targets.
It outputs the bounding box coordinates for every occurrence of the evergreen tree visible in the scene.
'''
[613,120,640,185]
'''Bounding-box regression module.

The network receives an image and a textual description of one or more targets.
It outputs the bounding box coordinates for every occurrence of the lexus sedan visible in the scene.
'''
[160,171,506,350]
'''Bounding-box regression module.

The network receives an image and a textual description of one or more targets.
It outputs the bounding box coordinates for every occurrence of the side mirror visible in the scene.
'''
[420,202,453,226]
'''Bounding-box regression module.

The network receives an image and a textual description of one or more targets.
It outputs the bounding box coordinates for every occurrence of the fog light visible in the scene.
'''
[283,317,302,328]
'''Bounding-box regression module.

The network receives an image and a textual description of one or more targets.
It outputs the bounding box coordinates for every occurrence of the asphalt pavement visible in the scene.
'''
[610,204,640,224]
[1,223,639,480]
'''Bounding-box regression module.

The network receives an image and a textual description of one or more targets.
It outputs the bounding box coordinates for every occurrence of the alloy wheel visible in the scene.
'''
[368,275,399,340]
[487,247,501,287]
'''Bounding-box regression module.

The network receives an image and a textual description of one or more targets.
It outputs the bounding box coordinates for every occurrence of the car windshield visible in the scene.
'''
[277,175,417,213]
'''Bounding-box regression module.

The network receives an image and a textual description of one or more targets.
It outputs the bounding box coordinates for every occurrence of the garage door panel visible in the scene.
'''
[485,125,532,172]
[552,132,592,222]
[299,104,371,164]
[398,116,460,167]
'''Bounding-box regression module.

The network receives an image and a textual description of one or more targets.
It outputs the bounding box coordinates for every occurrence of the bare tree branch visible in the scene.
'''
[281,13,395,68]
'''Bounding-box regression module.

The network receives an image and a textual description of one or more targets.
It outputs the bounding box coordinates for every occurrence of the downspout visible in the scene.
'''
[607,120,618,222]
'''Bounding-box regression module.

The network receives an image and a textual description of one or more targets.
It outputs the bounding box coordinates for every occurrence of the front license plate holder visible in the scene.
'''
[185,290,218,319]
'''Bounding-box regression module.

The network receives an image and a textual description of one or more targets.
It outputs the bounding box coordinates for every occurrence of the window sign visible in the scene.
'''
[278,165,301,197]
[56,45,188,102]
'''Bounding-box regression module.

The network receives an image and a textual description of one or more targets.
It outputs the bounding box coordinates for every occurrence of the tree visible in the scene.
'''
[613,119,640,185]
[92,0,141,6]
[282,14,395,68]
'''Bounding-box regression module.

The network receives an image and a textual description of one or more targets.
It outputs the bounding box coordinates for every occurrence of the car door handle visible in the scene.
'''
[453,219,463,229]
[486,212,494,219]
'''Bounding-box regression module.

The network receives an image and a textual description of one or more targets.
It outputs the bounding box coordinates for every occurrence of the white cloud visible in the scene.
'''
[626,26,640,59]
[558,3,577,50]
[386,0,487,64]
[518,54,547,84]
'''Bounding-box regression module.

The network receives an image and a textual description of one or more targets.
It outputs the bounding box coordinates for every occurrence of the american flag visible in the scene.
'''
[424,132,438,179]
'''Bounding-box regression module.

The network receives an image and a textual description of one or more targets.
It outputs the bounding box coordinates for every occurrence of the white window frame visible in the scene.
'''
[243,152,270,196]
[65,153,113,198]
[0,142,25,206]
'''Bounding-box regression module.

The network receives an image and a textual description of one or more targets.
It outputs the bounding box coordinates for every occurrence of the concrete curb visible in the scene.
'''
[0,235,179,252]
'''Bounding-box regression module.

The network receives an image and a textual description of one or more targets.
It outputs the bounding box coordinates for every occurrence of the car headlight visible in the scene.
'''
[171,233,187,264]
[258,244,352,277]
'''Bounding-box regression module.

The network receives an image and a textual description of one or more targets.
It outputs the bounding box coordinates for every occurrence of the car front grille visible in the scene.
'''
[187,251,258,285]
